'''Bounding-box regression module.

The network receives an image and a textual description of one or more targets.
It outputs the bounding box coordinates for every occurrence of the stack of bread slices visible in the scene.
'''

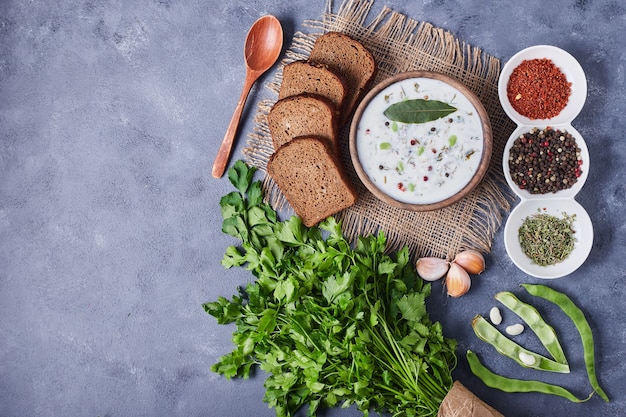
[267,31,377,227]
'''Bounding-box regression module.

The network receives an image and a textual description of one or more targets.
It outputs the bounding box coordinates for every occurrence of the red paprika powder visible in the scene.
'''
[506,58,571,120]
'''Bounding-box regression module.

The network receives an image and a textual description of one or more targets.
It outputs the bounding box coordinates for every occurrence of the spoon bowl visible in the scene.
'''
[212,15,283,178]
[245,17,284,72]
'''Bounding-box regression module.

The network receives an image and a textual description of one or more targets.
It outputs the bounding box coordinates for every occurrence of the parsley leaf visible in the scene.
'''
[206,161,457,417]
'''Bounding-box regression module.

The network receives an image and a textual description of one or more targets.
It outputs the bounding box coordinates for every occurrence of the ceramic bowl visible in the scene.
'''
[504,199,593,279]
[498,45,587,126]
[499,45,592,278]
[502,124,590,200]
[350,71,492,211]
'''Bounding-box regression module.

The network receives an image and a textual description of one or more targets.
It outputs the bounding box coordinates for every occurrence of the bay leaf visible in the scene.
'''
[383,99,457,124]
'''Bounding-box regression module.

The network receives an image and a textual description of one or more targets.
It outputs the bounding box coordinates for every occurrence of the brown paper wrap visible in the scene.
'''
[438,381,504,417]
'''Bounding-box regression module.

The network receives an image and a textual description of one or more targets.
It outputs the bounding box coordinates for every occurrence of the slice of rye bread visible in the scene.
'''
[267,136,357,227]
[278,60,348,114]
[308,31,377,125]
[267,93,338,151]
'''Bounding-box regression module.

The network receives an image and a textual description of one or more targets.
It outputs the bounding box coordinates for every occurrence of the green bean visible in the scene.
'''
[495,291,568,365]
[472,315,570,373]
[466,350,592,403]
[522,284,610,402]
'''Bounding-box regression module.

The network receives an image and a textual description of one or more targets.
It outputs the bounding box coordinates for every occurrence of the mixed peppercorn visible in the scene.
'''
[508,127,582,194]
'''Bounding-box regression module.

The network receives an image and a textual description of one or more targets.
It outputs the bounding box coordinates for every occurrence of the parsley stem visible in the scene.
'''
[210,162,458,416]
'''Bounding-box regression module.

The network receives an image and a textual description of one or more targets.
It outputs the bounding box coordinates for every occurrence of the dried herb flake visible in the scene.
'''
[519,212,576,266]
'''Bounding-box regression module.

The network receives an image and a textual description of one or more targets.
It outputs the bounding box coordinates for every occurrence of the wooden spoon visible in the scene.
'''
[212,15,283,178]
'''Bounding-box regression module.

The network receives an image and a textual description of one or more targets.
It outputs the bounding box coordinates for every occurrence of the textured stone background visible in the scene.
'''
[1,0,624,416]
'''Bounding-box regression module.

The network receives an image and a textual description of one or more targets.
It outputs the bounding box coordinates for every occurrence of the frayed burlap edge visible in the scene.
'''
[243,0,517,260]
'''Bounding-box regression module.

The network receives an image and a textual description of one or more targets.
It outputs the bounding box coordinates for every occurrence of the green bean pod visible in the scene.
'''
[472,315,570,373]
[466,350,592,403]
[495,291,568,365]
[522,284,610,402]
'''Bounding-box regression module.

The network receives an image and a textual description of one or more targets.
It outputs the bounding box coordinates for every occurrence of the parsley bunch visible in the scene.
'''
[204,161,457,417]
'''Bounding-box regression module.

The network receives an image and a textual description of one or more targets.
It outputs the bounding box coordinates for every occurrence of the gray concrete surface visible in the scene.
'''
[1,0,625,416]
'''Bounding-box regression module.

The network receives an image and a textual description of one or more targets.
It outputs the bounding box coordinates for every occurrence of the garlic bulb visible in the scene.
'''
[453,249,485,275]
[446,262,471,297]
[416,257,449,281]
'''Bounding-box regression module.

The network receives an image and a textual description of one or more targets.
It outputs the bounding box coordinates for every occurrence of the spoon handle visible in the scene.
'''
[212,71,258,178]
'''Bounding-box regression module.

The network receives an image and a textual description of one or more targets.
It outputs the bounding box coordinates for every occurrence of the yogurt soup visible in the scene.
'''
[356,77,485,205]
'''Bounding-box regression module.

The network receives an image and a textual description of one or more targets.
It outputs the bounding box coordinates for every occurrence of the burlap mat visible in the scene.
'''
[243,0,517,260]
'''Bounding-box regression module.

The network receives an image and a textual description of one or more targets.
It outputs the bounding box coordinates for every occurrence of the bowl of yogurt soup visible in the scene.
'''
[350,71,492,211]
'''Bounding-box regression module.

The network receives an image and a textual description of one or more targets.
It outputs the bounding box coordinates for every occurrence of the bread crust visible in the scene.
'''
[267,136,357,227]
[279,60,348,114]
[267,93,338,151]
[266,31,375,226]
[309,31,377,125]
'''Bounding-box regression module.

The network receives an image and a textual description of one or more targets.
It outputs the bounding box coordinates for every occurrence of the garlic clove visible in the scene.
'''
[445,262,471,297]
[416,257,449,281]
[453,249,485,275]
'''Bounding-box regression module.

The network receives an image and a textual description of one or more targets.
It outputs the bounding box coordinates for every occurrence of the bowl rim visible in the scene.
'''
[503,198,593,279]
[349,70,493,211]
[498,45,587,126]
[502,123,589,200]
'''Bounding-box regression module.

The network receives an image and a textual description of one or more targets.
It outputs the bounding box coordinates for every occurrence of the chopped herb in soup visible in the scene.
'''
[356,77,484,205]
